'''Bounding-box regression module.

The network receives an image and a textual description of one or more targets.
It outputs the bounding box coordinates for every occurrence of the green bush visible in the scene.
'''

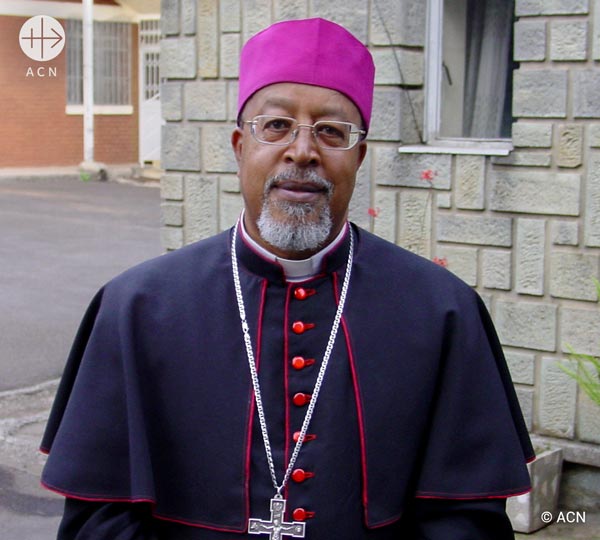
[560,279,600,407]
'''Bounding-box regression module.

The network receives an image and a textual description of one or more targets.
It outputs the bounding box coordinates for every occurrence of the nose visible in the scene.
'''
[283,124,320,166]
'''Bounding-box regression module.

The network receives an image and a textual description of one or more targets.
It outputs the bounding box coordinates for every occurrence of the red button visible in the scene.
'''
[292,321,315,334]
[292,508,315,521]
[292,356,315,370]
[294,288,316,300]
[293,431,317,443]
[292,393,311,406]
[291,469,314,483]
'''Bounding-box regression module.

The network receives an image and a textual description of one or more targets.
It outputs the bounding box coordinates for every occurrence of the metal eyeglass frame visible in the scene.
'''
[243,115,366,151]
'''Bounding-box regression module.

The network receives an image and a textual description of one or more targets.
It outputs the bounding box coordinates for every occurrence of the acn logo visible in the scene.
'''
[19,15,65,62]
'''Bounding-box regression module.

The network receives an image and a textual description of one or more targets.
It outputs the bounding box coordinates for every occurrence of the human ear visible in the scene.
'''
[356,141,368,169]
[231,127,244,167]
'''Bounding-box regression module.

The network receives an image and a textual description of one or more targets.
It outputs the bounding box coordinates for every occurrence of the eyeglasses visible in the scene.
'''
[243,115,366,150]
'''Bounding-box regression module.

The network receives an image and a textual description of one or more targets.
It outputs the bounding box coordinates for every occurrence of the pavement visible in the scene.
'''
[514,515,600,539]
[0,169,162,391]
[0,170,162,538]
[1,170,599,539]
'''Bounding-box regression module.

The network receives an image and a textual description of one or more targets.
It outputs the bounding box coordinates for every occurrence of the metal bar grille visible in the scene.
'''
[140,19,161,100]
[66,19,82,105]
[66,20,131,105]
[144,52,160,100]
[140,19,160,45]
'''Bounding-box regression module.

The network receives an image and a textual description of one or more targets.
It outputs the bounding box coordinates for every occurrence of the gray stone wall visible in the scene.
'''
[500,0,600,464]
[160,0,600,465]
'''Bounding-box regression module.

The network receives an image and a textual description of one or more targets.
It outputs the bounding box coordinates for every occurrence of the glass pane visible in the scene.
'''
[440,0,515,139]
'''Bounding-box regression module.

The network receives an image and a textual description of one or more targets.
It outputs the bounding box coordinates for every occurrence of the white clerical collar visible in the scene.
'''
[239,214,348,282]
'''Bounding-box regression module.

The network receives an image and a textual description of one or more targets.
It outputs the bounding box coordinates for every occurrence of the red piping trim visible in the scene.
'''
[39,446,49,455]
[243,399,255,527]
[334,271,371,527]
[284,273,327,285]
[367,512,404,529]
[319,221,349,273]
[415,486,532,500]
[283,282,292,507]
[238,221,286,276]
[42,480,249,533]
[40,480,155,505]
[152,512,246,533]
[243,278,269,524]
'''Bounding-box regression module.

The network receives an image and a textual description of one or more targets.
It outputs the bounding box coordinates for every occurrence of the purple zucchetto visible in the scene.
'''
[237,18,375,131]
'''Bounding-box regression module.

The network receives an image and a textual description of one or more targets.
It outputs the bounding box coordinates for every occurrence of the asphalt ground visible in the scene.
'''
[0,173,598,538]
[0,173,162,391]
[0,173,162,538]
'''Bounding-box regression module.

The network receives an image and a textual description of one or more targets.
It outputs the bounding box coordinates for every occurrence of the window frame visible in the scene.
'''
[65,19,133,113]
[404,0,513,156]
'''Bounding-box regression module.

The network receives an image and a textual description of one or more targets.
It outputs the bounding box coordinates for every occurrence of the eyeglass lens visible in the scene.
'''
[251,116,361,149]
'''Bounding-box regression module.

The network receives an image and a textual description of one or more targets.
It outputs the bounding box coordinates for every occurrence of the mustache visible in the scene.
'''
[264,168,334,195]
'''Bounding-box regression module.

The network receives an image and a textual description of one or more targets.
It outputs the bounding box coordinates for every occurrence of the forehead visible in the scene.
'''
[243,83,363,124]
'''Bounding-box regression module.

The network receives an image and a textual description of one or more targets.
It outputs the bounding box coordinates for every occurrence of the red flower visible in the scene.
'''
[421,169,436,183]
[432,256,448,268]
[368,207,380,218]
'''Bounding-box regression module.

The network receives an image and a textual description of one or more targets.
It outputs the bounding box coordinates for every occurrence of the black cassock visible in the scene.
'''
[41,224,534,539]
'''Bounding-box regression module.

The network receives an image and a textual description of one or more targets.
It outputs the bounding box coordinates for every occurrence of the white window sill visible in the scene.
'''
[398,141,513,157]
[66,105,134,116]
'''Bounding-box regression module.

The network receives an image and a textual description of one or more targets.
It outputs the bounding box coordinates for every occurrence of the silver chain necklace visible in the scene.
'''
[231,220,354,539]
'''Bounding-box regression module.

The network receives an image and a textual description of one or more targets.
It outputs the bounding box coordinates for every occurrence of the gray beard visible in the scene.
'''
[257,169,333,254]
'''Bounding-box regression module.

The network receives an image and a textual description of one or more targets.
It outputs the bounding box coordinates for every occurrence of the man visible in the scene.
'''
[41,18,534,539]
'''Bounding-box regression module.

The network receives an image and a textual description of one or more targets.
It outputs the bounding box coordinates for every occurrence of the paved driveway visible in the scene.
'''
[0,174,162,539]
[0,175,162,391]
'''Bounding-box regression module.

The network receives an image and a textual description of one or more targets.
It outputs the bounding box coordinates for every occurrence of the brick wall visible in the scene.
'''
[0,15,139,167]
[160,0,600,467]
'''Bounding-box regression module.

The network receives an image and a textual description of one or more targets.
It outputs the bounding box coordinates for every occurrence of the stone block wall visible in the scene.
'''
[160,0,600,466]
[159,0,427,248]
[500,0,600,464]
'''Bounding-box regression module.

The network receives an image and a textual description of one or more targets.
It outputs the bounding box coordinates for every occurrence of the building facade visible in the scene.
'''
[160,0,600,506]
[0,0,161,167]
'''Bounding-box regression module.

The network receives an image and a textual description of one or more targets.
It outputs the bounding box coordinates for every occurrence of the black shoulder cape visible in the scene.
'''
[41,226,534,533]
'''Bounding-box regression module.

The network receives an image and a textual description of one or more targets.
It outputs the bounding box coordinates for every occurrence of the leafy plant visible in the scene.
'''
[561,349,600,407]
[559,279,600,407]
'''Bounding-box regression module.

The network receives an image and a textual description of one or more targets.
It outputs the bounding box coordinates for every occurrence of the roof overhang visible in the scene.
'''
[114,0,160,17]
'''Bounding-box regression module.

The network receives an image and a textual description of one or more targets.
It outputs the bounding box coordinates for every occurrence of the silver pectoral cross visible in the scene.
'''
[248,497,306,540]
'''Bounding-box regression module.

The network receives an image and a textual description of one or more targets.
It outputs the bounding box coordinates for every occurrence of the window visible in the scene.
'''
[139,19,161,101]
[423,0,515,152]
[66,20,132,106]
